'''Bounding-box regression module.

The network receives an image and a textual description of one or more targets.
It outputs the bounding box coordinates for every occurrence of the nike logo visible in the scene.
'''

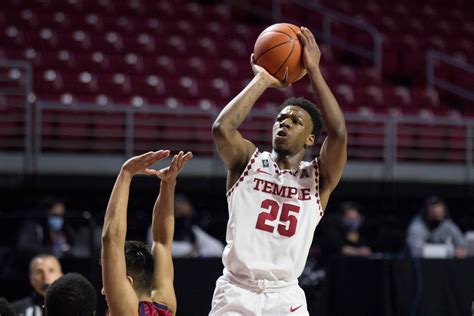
[256,168,271,175]
[290,305,303,312]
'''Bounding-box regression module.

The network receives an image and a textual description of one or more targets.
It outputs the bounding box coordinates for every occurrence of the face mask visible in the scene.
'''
[48,216,64,231]
[343,219,361,232]
[427,218,442,230]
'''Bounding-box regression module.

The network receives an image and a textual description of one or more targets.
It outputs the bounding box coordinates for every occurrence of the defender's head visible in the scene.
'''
[124,240,154,296]
[272,97,322,155]
[45,272,96,316]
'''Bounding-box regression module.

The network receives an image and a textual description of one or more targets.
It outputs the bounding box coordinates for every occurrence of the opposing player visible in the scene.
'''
[210,27,347,315]
[101,150,192,316]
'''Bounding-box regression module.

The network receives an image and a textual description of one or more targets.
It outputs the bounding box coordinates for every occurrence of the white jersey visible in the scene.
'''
[222,149,323,284]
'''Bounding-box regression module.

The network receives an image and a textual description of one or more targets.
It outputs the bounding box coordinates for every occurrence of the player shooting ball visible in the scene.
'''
[210,26,347,315]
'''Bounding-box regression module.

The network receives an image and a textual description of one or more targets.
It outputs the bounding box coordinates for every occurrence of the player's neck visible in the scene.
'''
[137,293,152,302]
[272,150,305,170]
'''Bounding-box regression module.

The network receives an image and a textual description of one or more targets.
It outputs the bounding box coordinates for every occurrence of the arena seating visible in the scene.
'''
[0,0,471,161]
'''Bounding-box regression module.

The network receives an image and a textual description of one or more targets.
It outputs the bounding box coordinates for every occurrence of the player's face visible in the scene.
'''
[272,106,314,154]
[29,256,63,296]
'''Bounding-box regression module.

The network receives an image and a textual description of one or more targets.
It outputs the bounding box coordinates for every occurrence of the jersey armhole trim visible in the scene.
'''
[313,157,323,216]
[226,148,259,197]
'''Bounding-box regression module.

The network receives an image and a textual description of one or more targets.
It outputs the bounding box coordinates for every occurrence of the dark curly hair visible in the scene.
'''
[279,97,323,138]
[124,240,154,294]
[45,273,96,316]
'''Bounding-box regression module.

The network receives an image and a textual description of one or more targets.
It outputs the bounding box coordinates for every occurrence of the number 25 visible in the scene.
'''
[255,199,300,237]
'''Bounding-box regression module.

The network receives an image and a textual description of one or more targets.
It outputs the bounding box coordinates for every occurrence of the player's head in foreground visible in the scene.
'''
[45,272,96,316]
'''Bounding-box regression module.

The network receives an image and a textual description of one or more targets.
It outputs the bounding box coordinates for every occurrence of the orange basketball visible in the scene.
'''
[253,23,305,83]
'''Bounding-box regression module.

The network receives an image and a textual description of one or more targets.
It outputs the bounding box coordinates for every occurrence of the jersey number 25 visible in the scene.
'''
[255,199,300,237]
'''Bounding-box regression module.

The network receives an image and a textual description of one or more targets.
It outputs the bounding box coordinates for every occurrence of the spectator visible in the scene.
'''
[406,195,467,258]
[45,273,96,316]
[321,201,372,258]
[17,198,75,259]
[0,298,17,316]
[11,254,63,316]
[147,194,224,258]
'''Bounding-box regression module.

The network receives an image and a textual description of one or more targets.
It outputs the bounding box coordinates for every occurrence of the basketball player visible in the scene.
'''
[45,272,96,316]
[210,27,347,315]
[101,150,192,316]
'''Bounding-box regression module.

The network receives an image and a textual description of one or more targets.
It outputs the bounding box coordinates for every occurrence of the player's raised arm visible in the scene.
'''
[101,150,170,316]
[150,151,192,316]
[297,27,347,205]
[212,55,289,176]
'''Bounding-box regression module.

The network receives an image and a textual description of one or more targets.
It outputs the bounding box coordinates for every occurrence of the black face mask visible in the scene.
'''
[174,218,195,242]
[426,218,442,230]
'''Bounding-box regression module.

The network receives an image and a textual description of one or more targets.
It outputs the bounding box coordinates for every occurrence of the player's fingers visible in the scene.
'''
[150,150,170,162]
[138,151,155,160]
[180,153,193,168]
[169,153,179,169]
[175,151,186,168]
[183,151,193,160]
[282,67,289,84]
[143,168,157,175]
[297,30,307,45]
[153,149,170,159]
[302,27,316,44]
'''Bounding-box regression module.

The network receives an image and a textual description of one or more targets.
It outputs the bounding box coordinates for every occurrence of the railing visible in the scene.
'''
[15,102,472,179]
[1,99,474,181]
[229,0,383,75]
[426,49,474,102]
[0,60,33,172]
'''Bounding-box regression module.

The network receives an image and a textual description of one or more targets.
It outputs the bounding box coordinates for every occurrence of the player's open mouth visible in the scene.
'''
[277,130,288,137]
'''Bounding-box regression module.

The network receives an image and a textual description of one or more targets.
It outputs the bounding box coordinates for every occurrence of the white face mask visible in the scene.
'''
[48,216,64,231]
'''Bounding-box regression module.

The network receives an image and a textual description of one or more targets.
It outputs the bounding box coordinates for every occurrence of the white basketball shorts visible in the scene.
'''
[209,275,309,316]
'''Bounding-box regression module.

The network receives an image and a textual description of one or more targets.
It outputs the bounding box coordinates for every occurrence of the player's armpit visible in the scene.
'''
[151,242,176,314]
[211,126,256,173]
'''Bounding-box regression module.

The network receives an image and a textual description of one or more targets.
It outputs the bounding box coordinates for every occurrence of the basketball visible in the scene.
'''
[253,23,305,83]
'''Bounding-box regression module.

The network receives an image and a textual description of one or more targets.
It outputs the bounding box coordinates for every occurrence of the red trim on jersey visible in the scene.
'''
[313,158,323,216]
[226,149,259,197]
[138,301,172,316]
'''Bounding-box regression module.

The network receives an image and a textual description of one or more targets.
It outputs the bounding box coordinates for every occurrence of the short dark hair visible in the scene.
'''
[45,273,96,316]
[279,97,323,138]
[425,195,444,208]
[124,240,154,294]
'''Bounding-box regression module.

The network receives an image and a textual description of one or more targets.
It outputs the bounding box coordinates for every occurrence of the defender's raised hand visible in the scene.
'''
[156,151,193,182]
[121,150,170,176]
[297,27,321,73]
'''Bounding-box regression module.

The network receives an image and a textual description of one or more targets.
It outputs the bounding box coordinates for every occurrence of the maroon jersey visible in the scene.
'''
[138,301,172,316]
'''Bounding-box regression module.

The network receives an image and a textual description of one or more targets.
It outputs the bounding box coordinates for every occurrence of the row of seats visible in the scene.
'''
[0,11,246,36]
[0,0,230,20]
[1,27,254,58]
[279,0,473,83]
[25,68,439,108]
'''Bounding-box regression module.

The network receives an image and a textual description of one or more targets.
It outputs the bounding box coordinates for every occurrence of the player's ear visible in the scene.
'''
[305,134,315,147]
[126,275,134,286]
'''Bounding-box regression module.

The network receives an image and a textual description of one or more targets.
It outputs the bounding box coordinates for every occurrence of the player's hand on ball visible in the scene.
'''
[297,27,321,73]
[121,150,171,176]
[251,54,291,89]
[156,151,193,182]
